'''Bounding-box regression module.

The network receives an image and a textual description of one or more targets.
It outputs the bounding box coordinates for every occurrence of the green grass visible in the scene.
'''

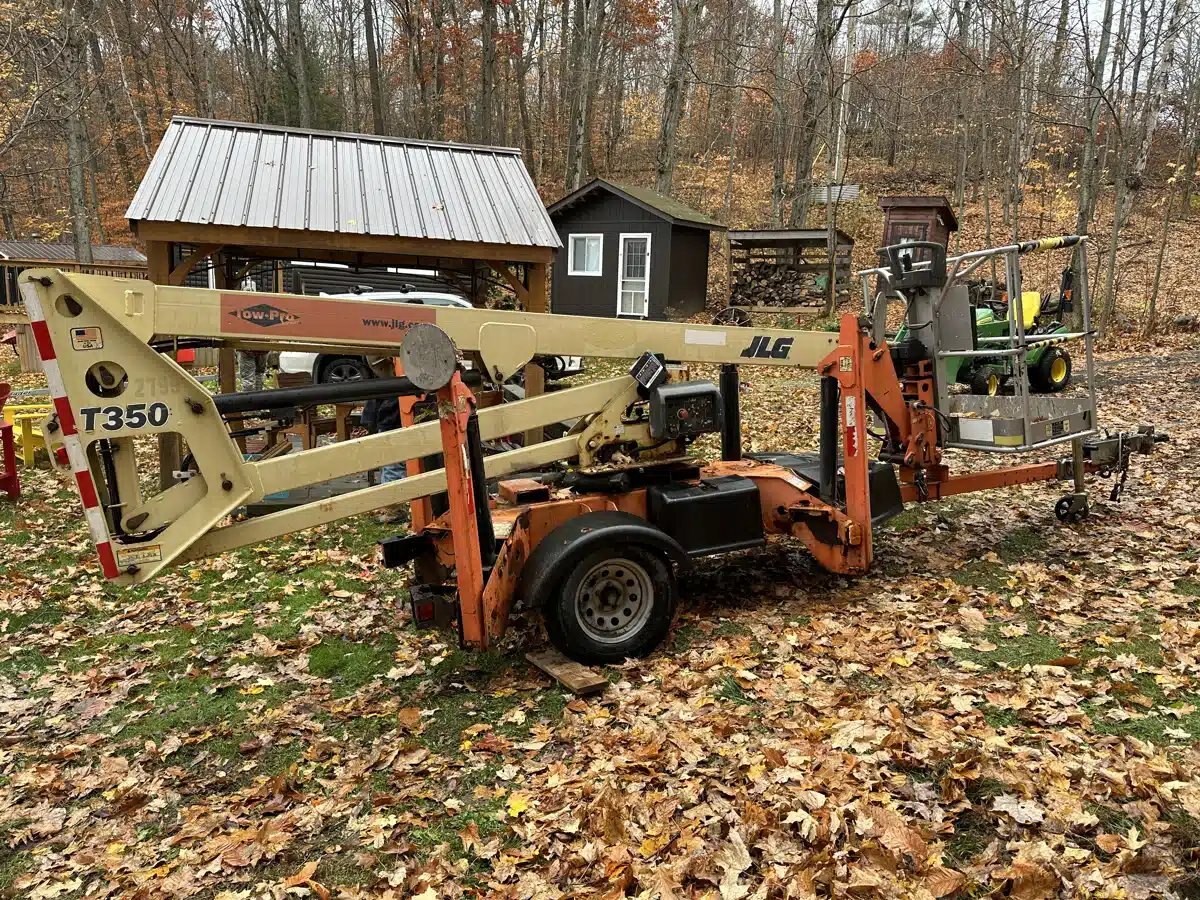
[1165,806,1200,849]
[712,620,751,639]
[953,624,1063,670]
[1087,801,1138,835]
[715,675,755,705]
[943,808,995,865]
[1175,578,1200,598]
[102,673,288,749]
[996,525,1045,563]
[950,560,1011,593]
[1086,693,1200,744]
[981,704,1019,728]
[671,623,702,652]
[307,636,398,694]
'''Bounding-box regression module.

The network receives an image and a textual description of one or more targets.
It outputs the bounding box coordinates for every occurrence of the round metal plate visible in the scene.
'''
[400,324,458,391]
[574,557,654,644]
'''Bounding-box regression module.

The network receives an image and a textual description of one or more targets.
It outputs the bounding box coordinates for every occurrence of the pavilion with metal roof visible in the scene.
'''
[127,117,558,306]
[127,116,560,459]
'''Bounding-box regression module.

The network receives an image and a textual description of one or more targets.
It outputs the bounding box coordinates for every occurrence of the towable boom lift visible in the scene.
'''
[20,235,1161,662]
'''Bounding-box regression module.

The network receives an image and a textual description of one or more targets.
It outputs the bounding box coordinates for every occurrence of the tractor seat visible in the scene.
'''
[1018,291,1042,328]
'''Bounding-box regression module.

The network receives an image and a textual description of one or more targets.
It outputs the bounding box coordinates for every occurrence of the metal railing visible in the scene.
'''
[859,235,1099,453]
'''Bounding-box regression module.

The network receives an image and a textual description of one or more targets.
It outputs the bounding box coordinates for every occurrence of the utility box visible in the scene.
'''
[878,196,959,249]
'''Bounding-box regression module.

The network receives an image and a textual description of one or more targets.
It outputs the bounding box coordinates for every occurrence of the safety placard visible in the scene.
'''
[116,544,162,566]
[70,326,104,351]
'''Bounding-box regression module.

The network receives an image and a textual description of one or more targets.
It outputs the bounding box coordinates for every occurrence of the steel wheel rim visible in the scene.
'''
[575,558,654,644]
[1050,357,1068,383]
[326,361,366,383]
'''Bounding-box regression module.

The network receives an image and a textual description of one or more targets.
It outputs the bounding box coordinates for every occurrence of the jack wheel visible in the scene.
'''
[1054,495,1089,523]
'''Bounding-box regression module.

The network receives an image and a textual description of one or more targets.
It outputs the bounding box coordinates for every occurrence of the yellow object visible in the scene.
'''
[2,404,51,467]
[1018,291,1042,329]
[1050,356,1068,383]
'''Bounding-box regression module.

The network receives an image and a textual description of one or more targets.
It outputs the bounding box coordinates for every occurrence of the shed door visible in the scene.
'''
[616,233,651,317]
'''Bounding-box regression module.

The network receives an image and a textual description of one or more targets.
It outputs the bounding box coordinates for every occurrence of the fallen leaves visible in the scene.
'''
[993,794,1047,826]
[3,347,1200,898]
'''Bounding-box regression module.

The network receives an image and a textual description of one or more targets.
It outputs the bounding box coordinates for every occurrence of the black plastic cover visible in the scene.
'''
[647,475,765,557]
[649,380,723,440]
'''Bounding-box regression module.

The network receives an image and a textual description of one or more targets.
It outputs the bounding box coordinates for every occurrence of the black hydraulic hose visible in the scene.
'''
[819,376,839,505]
[465,411,497,568]
[719,364,742,462]
[97,439,123,536]
[212,372,481,415]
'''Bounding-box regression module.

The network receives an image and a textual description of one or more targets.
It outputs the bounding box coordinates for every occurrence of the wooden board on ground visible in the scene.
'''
[526,648,608,696]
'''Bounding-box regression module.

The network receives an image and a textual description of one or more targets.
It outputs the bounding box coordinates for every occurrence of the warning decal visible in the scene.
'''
[70,326,104,351]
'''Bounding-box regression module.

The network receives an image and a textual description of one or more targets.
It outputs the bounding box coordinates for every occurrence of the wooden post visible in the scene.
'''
[522,261,548,446]
[146,242,184,491]
[214,254,236,396]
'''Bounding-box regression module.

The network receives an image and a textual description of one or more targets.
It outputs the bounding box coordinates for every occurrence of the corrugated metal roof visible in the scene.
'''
[127,117,560,249]
[0,241,146,264]
[729,228,855,247]
[809,183,861,204]
[547,178,725,230]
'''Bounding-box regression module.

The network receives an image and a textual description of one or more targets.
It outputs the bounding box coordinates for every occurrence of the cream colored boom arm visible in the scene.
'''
[43,271,838,376]
[19,270,837,584]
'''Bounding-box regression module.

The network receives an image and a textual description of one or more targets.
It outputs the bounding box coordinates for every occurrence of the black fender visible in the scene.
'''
[515,511,690,610]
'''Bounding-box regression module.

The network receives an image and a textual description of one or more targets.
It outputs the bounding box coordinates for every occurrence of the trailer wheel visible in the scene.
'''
[544,543,677,664]
[517,512,685,664]
[1031,346,1071,392]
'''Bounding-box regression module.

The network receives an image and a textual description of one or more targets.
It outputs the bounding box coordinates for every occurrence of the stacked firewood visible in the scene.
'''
[731,260,833,308]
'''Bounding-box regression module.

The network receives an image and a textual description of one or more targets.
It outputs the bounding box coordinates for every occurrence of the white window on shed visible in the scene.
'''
[568,234,603,276]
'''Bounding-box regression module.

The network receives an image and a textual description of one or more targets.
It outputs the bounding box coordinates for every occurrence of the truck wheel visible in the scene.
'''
[319,355,371,384]
[544,543,677,664]
[1032,347,1071,392]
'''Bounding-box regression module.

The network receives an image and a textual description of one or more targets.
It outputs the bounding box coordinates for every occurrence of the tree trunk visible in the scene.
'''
[1143,168,1179,337]
[287,0,312,126]
[363,0,386,133]
[1072,0,1115,329]
[480,0,499,141]
[789,0,836,225]
[770,0,786,224]
[654,0,703,192]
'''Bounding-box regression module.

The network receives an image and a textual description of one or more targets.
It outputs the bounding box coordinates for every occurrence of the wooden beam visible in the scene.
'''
[522,261,549,445]
[133,221,556,265]
[168,243,223,286]
[144,240,171,284]
[487,260,530,304]
[526,261,548,313]
[526,649,607,696]
[145,241,181,490]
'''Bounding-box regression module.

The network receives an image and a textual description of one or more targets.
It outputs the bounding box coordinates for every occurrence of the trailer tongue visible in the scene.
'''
[20,234,1163,661]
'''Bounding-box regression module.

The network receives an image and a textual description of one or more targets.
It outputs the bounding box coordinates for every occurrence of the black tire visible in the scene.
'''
[543,542,677,664]
[1031,346,1071,393]
[318,355,372,384]
[969,370,1001,396]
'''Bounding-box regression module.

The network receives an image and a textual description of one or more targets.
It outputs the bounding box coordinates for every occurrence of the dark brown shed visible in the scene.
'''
[547,179,724,321]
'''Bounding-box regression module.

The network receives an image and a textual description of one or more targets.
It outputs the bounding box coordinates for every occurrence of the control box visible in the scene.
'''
[649,380,723,440]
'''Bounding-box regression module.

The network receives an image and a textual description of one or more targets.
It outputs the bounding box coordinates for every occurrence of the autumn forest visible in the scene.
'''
[3,0,1199,332]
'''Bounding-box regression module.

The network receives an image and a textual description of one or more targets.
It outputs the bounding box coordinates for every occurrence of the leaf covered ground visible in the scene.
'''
[1,350,1199,899]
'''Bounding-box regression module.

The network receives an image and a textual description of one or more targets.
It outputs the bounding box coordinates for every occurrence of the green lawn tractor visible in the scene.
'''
[899,268,1076,396]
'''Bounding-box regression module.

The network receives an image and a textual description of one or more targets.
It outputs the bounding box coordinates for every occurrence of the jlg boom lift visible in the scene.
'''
[20,235,1161,662]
